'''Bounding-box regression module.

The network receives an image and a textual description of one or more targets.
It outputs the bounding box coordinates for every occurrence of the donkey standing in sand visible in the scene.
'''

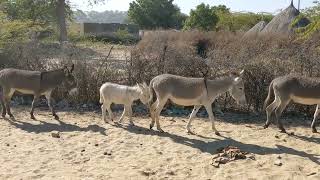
[264,75,320,133]
[0,64,77,120]
[148,70,246,135]
[99,82,150,125]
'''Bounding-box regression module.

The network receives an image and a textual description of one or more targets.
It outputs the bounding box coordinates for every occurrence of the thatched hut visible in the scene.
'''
[243,21,267,37]
[245,1,310,37]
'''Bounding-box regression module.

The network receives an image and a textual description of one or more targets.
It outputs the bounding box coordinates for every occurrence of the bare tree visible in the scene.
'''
[56,0,68,42]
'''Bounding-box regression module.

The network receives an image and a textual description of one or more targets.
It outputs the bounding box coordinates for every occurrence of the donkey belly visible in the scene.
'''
[169,96,202,106]
[291,95,320,105]
[14,88,35,95]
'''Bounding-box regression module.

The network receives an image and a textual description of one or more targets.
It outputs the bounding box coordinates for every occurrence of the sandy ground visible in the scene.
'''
[0,106,319,180]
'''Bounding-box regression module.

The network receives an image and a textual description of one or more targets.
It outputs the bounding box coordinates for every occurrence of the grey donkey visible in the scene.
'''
[148,70,246,135]
[0,64,77,120]
[264,75,320,133]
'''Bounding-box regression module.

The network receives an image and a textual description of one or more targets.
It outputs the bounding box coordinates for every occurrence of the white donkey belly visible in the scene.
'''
[291,95,320,105]
[169,96,202,106]
[14,88,35,95]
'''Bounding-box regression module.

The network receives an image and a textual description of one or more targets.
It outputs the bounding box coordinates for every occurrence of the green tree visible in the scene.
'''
[183,3,218,31]
[212,4,273,32]
[295,1,320,38]
[0,0,57,24]
[0,0,106,42]
[128,0,184,29]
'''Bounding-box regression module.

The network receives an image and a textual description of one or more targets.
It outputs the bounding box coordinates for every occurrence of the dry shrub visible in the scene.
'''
[1,30,319,115]
[131,30,320,114]
[0,42,127,107]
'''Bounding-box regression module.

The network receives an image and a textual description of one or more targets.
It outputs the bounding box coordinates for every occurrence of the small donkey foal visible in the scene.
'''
[99,82,150,125]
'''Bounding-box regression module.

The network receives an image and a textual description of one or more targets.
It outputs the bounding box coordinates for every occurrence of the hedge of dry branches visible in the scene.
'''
[0,31,319,115]
[129,30,320,114]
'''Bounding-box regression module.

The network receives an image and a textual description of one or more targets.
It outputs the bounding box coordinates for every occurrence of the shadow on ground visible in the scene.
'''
[4,117,107,136]
[114,124,320,165]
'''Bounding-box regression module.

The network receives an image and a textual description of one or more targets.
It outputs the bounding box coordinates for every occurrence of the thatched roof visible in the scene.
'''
[245,1,310,37]
[261,2,306,35]
[243,21,267,37]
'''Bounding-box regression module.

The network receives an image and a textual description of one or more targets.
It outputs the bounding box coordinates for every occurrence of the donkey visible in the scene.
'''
[0,64,77,120]
[148,71,246,135]
[99,82,150,125]
[264,75,320,133]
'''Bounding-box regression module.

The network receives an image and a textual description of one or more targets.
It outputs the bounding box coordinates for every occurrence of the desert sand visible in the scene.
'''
[0,106,319,180]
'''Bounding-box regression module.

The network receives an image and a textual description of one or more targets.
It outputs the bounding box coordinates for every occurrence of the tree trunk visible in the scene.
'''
[56,0,68,42]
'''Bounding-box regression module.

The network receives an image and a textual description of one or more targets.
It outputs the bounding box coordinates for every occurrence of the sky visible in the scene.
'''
[69,0,316,14]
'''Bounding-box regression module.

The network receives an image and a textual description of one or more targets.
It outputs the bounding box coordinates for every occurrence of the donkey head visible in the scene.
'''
[63,64,77,91]
[229,70,246,105]
[137,82,150,105]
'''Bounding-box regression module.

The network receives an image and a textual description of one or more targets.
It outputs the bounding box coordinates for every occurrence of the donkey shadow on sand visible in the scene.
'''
[114,124,320,165]
[3,117,107,136]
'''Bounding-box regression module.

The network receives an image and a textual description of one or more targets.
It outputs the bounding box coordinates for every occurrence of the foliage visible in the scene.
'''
[0,0,72,23]
[295,1,320,39]
[128,0,184,29]
[215,6,273,32]
[183,3,273,32]
[130,30,320,113]
[183,3,218,31]
[0,11,45,46]
[0,0,55,23]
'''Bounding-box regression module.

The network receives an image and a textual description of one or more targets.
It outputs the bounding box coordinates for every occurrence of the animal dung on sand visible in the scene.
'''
[211,146,255,168]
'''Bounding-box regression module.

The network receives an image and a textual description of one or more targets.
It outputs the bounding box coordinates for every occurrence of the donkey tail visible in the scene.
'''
[263,80,275,111]
[148,80,156,107]
[99,86,104,104]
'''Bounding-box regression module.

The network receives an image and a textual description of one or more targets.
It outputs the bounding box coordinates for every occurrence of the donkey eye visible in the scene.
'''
[239,88,243,90]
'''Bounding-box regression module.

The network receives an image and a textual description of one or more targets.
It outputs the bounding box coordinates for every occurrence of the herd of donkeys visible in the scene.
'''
[0,65,319,135]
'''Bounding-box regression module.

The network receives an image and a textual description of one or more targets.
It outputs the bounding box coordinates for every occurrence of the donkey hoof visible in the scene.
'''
[157,128,164,133]
[263,124,269,129]
[149,124,154,130]
[312,128,318,133]
[31,116,36,120]
[215,131,221,136]
[54,115,60,120]
[279,129,286,133]
[1,114,5,118]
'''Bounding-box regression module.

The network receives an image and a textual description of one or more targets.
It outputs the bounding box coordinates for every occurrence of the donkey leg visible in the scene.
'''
[101,103,108,123]
[3,88,14,118]
[213,101,224,116]
[264,99,280,129]
[204,104,220,135]
[186,105,201,133]
[311,105,319,133]
[45,92,59,120]
[149,101,158,129]
[118,105,127,123]
[106,103,114,122]
[126,104,134,126]
[1,96,6,118]
[154,100,167,132]
[30,95,40,120]
[274,100,290,133]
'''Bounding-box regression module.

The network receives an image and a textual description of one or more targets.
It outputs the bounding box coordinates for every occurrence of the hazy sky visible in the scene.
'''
[69,0,316,14]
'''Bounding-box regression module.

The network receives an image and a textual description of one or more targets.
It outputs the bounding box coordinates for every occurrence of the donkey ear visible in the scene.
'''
[239,69,245,77]
[69,64,75,73]
[143,82,148,88]
[234,77,241,83]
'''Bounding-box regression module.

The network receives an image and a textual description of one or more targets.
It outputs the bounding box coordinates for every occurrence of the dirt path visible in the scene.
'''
[0,107,319,179]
